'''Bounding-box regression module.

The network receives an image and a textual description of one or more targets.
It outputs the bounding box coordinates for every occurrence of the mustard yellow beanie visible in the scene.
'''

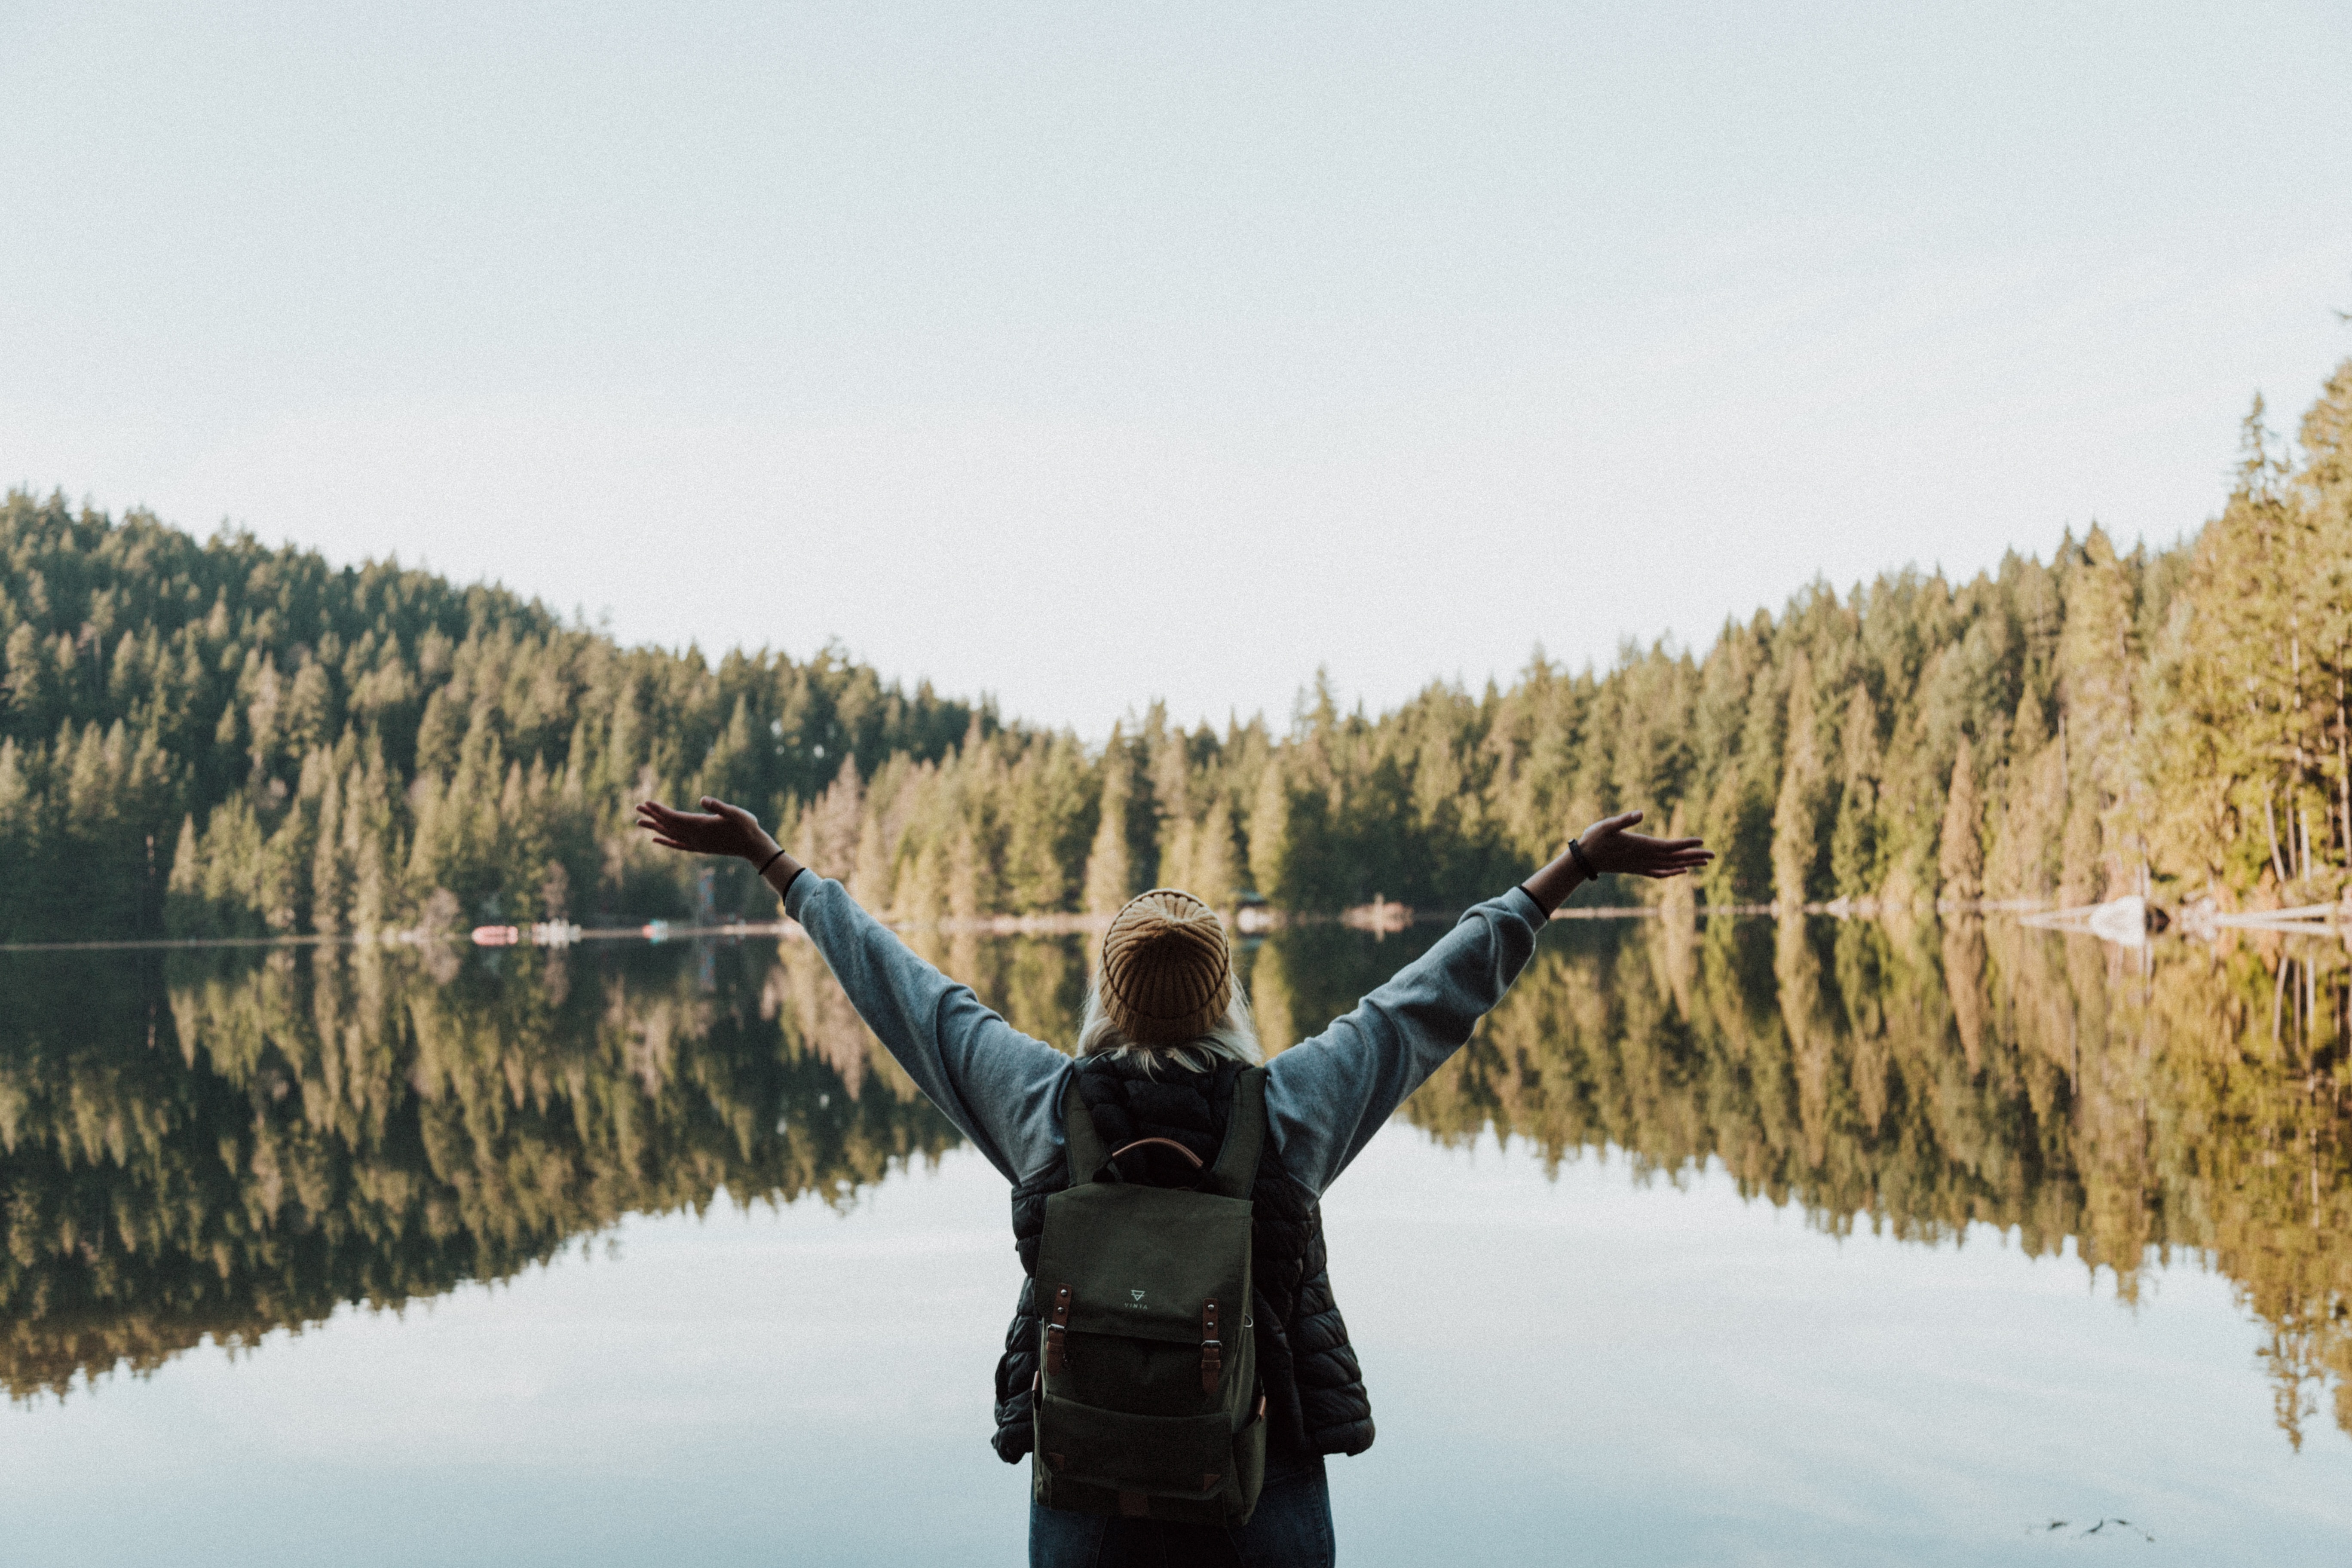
[1098,888,1234,1045]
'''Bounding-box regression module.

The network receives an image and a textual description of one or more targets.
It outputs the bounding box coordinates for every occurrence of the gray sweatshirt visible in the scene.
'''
[781,876,1549,1195]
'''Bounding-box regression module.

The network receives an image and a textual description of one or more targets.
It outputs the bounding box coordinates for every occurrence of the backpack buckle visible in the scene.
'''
[1047,1283,1072,1375]
[1200,1300,1222,1392]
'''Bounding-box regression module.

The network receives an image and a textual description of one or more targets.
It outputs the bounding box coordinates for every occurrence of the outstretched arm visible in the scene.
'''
[1266,808,1711,1194]
[632,796,1072,1183]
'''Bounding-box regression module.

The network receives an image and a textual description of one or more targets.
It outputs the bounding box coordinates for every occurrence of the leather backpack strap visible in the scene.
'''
[1061,1069,1111,1182]
[1206,1066,1267,1199]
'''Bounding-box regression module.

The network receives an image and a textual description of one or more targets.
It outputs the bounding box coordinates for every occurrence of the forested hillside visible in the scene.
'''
[2,358,2346,943]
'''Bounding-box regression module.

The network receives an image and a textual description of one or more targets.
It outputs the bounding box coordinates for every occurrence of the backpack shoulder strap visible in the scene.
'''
[1206,1066,1268,1199]
[1060,1066,1109,1183]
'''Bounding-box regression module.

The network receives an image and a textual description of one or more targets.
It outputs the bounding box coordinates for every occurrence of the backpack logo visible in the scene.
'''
[1130,1290,1146,1305]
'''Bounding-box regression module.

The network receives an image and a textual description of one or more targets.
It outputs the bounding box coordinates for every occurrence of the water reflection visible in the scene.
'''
[0,938,962,1404]
[1412,912,2352,1450]
[3,913,2346,1447]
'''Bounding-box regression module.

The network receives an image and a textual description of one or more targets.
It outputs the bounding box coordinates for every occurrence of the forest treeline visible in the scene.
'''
[6,917,2343,1444]
[1,359,2347,942]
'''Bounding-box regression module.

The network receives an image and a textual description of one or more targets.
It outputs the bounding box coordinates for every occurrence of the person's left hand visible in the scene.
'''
[634,796,776,862]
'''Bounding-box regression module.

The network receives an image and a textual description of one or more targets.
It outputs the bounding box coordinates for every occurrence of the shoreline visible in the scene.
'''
[6,892,2346,954]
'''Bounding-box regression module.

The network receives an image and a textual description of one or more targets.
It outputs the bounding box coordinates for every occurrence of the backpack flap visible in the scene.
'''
[1035,1182,1253,1346]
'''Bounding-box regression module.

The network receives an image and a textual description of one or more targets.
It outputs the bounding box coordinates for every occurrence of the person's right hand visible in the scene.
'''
[634,796,780,863]
[1575,810,1711,879]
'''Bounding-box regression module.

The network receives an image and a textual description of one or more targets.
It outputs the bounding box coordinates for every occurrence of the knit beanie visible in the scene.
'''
[1098,888,1234,1045]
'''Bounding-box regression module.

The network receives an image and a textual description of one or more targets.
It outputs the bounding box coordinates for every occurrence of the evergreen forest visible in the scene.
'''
[2,360,2348,943]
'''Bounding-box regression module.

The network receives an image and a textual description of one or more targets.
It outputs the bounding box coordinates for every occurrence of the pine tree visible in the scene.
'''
[1830,685,1883,900]
[1082,728,1137,913]
[1937,733,1984,902]
[2056,528,2138,902]
[1189,796,1240,910]
[1772,652,1835,909]
[310,756,348,934]
[1248,755,1290,904]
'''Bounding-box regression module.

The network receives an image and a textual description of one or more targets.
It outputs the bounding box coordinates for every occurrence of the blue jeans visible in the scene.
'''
[1028,1454,1335,1568]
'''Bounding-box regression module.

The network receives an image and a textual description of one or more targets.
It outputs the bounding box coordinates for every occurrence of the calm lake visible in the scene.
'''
[4,913,2349,1565]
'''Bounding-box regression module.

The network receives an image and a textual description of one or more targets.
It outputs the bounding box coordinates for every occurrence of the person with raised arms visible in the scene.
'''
[636,794,1708,1568]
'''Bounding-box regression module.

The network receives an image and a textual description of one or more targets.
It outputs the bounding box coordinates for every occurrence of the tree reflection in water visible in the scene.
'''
[1406,912,2352,1450]
[3,915,2345,1447]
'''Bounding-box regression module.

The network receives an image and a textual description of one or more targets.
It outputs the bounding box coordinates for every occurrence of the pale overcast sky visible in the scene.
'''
[5,2,2348,737]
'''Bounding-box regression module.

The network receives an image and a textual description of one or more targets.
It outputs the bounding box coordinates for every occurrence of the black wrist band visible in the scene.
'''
[1568,837,1597,879]
[756,846,788,879]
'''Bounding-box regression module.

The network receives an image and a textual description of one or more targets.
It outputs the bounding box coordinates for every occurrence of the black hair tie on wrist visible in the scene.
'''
[756,846,788,878]
[1568,837,1598,879]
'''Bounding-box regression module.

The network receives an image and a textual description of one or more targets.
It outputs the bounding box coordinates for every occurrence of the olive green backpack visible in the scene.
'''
[1031,1065,1268,1526]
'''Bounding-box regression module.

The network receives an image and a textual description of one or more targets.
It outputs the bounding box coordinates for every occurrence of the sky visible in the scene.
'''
[4,1,2349,738]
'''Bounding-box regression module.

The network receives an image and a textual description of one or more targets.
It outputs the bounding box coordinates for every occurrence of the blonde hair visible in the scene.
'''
[1077,978,1261,1075]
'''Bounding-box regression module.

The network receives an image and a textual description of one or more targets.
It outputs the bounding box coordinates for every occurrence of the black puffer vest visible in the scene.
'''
[991,1054,1375,1464]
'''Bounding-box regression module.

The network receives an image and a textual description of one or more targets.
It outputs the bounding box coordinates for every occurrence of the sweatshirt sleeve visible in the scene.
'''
[784,874,1075,1185]
[1262,887,1547,1196]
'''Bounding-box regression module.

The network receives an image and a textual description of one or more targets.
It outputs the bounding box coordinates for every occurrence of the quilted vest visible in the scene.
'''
[992,1054,1375,1465]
